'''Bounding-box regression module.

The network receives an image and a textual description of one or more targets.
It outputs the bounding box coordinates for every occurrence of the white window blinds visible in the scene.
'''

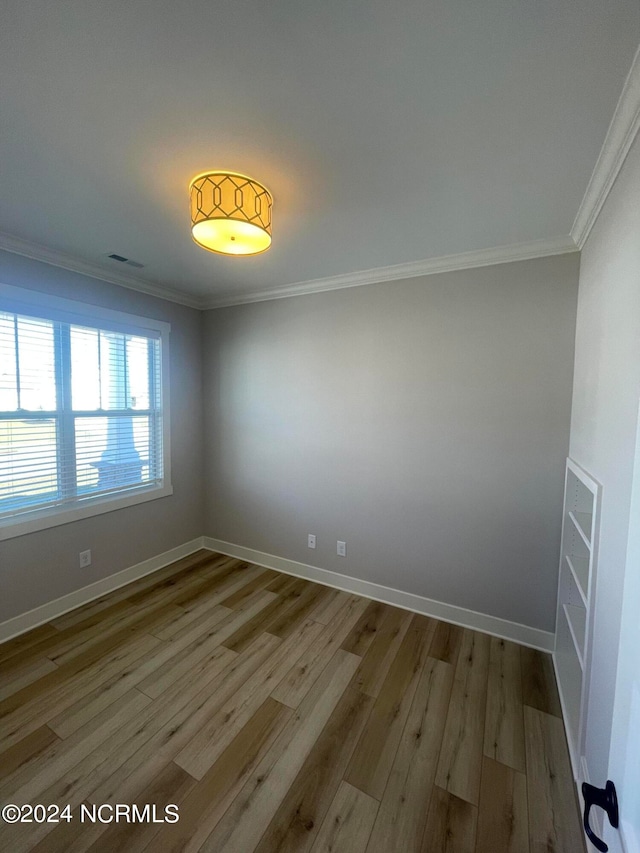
[0,308,164,522]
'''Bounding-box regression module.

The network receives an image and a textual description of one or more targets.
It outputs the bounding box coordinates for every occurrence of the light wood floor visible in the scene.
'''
[0,550,585,852]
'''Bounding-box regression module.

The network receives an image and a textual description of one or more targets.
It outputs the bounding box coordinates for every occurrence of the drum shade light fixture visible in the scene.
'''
[189,171,273,256]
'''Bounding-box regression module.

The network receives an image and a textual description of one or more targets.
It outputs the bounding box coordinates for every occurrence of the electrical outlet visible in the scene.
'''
[308,534,316,549]
[337,540,346,557]
[79,549,92,568]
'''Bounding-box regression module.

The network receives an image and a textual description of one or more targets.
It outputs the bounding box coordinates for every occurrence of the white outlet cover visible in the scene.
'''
[308,534,316,549]
[337,540,346,557]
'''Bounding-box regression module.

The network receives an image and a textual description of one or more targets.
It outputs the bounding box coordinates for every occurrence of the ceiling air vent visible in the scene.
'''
[107,253,144,269]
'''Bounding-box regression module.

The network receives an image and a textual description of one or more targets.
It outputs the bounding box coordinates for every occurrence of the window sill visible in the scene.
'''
[0,483,174,542]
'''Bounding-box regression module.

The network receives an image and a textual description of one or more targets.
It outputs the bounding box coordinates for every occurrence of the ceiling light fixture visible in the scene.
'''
[189,171,273,256]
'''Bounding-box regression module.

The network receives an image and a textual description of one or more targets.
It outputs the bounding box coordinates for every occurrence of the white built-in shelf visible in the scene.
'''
[565,555,589,605]
[555,457,599,780]
[563,603,586,668]
[569,510,593,548]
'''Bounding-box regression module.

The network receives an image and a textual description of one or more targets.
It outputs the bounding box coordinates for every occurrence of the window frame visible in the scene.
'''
[0,283,172,542]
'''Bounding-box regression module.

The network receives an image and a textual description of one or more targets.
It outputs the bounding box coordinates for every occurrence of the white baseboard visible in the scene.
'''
[1,533,555,653]
[0,537,206,644]
[203,537,555,652]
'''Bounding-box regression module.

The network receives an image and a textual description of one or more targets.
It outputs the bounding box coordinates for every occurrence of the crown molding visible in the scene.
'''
[0,230,579,314]
[2,45,637,311]
[0,232,205,310]
[572,44,640,249]
[204,235,578,309]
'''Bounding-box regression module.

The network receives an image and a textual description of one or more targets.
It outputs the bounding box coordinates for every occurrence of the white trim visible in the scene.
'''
[0,537,205,644]
[3,40,639,313]
[1,533,554,652]
[572,44,640,249]
[202,537,555,651]
[0,484,174,542]
[580,758,606,848]
[577,756,608,853]
[0,282,172,336]
[0,283,173,541]
[0,231,578,312]
[553,651,581,779]
[0,232,204,310]
[204,236,578,308]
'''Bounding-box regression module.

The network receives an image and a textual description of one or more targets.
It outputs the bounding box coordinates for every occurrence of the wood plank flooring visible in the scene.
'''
[0,550,585,852]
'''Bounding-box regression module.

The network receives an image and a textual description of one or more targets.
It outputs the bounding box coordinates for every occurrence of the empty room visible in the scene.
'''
[1,3,639,852]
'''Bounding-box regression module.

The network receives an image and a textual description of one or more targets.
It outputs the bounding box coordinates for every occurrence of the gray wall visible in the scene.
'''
[569,131,640,785]
[0,251,205,622]
[203,254,579,632]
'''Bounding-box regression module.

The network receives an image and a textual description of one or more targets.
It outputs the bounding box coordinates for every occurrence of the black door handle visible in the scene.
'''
[581,780,619,852]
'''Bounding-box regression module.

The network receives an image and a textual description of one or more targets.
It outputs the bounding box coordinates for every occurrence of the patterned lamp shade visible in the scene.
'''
[189,171,273,256]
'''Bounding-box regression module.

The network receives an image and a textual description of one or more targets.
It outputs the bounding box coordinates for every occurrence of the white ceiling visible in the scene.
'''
[1,1,638,307]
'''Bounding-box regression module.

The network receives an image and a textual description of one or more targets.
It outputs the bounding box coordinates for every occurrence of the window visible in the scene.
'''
[0,286,171,540]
